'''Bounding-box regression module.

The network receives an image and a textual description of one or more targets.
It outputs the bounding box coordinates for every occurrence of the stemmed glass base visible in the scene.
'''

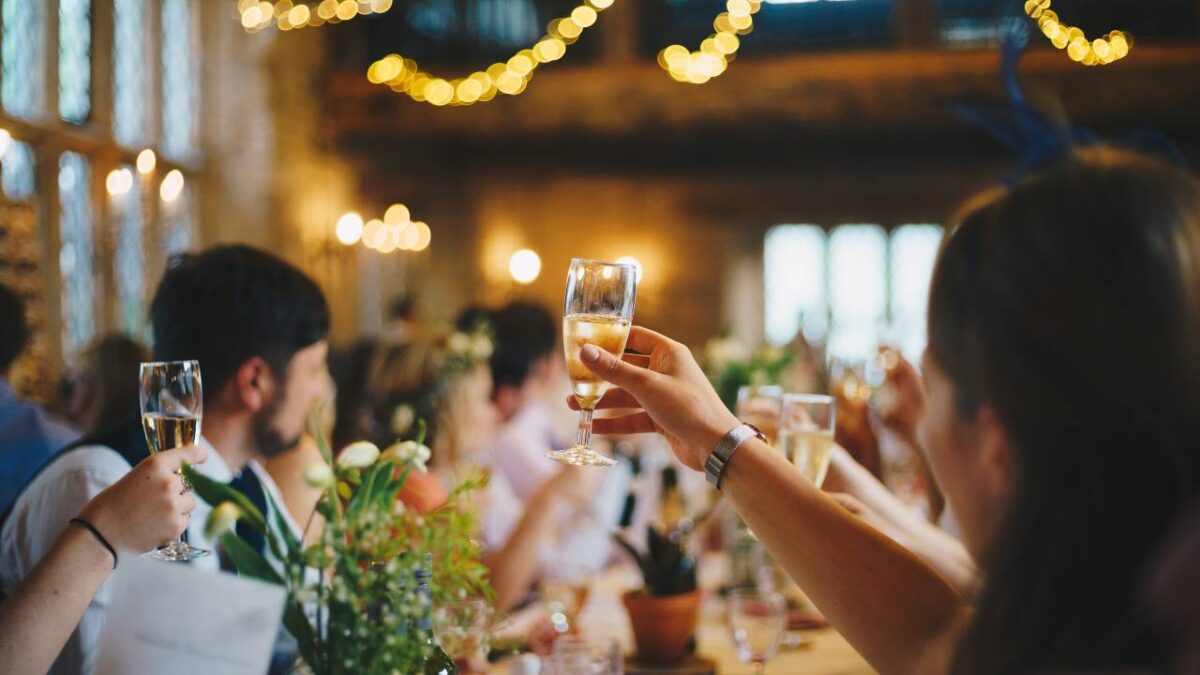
[545,447,617,467]
[146,541,210,562]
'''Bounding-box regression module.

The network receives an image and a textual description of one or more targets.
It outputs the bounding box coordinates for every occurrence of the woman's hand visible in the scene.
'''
[567,326,739,471]
[78,444,207,553]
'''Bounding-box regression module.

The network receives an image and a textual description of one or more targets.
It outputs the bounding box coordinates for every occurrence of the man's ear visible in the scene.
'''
[232,356,276,413]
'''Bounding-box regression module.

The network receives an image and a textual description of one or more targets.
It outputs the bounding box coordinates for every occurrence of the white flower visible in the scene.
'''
[337,441,380,469]
[205,501,240,540]
[447,332,471,354]
[390,404,415,435]
[469,334,493,361]
[381,440,432,472]
[302,462,335,489]
[392,499,407,516]
[704,336,750,373]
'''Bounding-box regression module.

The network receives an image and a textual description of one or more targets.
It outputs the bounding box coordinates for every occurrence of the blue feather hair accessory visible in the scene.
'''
[951,22,1184,185]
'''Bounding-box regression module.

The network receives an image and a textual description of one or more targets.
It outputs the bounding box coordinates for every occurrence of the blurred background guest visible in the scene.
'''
[0,284,78,515]
[58,334,150,437]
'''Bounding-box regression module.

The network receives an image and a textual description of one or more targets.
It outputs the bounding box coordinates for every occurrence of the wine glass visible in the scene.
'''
[553,635,623,675]
[432,599,492,672]
[737,385,784,446]
[728,590,787,672]
[139,360,208,561]
[548,258,637,467]
[778,394,836,487]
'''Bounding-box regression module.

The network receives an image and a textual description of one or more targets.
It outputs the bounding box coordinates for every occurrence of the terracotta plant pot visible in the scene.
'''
[622,589,702,666]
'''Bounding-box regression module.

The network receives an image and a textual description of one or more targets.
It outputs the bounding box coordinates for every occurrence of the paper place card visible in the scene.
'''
[96,555,286,675]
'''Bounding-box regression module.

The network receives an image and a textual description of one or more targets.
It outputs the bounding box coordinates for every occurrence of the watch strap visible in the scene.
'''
[704,423,766,489]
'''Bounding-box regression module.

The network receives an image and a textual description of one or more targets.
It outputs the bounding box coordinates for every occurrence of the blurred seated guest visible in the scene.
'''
[59,334,150,436]
[385,295,419,346]
[0,284,78,515]
[329,338,381,452]
[373,330,589,612]
[572,150,1200,674]
[0,444,204,675]
[1,245,331,675]
[486,302,567,499]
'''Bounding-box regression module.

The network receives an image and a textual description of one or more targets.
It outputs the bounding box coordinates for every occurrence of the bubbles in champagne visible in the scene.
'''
[563,314,631,409]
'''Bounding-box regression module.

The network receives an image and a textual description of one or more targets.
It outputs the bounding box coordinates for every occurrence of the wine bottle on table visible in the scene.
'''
[417,556,458,675]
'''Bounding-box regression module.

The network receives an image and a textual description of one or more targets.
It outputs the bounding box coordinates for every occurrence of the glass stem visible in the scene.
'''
[575,408,594,450]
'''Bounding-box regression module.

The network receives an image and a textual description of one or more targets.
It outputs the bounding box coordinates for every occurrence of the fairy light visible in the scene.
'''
[657,0,762,84]
[365,0,612,107]
[1024,0,1131,66]
[236,0,392,33]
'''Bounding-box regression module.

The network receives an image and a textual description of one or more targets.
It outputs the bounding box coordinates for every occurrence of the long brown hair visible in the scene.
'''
[928,149,1200,673]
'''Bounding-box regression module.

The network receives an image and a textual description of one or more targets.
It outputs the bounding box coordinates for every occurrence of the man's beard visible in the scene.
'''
[252,391,302,459]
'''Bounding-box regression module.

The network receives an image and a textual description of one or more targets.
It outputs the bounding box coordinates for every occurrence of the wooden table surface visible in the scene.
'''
[490,559,876,674]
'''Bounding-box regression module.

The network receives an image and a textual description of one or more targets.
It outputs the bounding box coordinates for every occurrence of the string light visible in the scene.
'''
[236,0,393,33]
[657,0,762,84]
[1024,0,1131,66]
[335,211,364,245]
[366,0,613,107]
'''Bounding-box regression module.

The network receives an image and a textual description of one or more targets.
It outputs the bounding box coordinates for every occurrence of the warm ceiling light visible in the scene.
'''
[410,221,431,252]
[106,168,134,197]
[159,169,185,203]
[384,203,410,226]
[615,256,644,283]
[335,212,364,246]
[509,249,542,284]
[136,149,156,175]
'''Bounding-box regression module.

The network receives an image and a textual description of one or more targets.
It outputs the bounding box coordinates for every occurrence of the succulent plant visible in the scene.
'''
[614,525,698,597]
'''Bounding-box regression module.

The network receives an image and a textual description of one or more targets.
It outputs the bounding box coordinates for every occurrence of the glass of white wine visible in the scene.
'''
[778,393,836,487]
[139,360,207,561]
[548,258,637,467]
[737,385,784,447]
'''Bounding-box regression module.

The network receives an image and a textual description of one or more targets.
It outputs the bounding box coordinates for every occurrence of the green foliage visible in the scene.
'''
[192,418,490,675]
[614,525,698,597]
[701,335,795,412]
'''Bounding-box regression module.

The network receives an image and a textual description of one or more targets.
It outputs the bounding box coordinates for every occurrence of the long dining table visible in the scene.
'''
[490,555,876,674]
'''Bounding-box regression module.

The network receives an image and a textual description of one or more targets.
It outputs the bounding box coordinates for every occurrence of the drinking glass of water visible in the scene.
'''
[728,589,787,672]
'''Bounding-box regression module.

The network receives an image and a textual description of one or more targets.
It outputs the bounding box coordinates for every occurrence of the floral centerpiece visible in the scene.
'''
[186,423,491,675]
[701,328,830,413]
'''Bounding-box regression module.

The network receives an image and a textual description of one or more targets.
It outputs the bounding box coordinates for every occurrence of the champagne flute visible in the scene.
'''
[549,258,637,467]
[139,360,208,561]
[778,394,836,487]
[728,589,787,672]
[737,385,784,446]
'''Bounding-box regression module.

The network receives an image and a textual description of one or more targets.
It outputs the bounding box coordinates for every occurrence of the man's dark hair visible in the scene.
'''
[454,305,495,334]
[489,301,556,390]
[0,284,30,374]
[149,245,330,400]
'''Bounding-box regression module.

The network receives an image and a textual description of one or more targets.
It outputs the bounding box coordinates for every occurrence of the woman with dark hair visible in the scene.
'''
[570,149,1200,673]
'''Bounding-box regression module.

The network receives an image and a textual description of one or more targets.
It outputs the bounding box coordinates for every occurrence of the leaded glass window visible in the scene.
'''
[889,225,943,359]
[2,0,46,119]
[828,225,888,360]
[59,0,92,123]
[114,0,148,147]
[163,181,194,257]
[764,224,826,346]
[114,168,145,335]
[59,152,95,358]
[764,223,944,361]
[161,0,197,159]
[2,140,36,201]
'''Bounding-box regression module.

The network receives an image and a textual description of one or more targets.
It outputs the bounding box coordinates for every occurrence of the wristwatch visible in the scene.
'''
[705,423,767,489]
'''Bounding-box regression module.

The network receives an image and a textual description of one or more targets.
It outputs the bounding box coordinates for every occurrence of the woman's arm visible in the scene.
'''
[575,327,969,674]
[0,444,204,675]
[824,446,980,596]
[483,467,586,614]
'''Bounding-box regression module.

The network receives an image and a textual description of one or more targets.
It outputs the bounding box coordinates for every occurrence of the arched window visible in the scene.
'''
[59,0,92,123]
[59,153,95,359]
